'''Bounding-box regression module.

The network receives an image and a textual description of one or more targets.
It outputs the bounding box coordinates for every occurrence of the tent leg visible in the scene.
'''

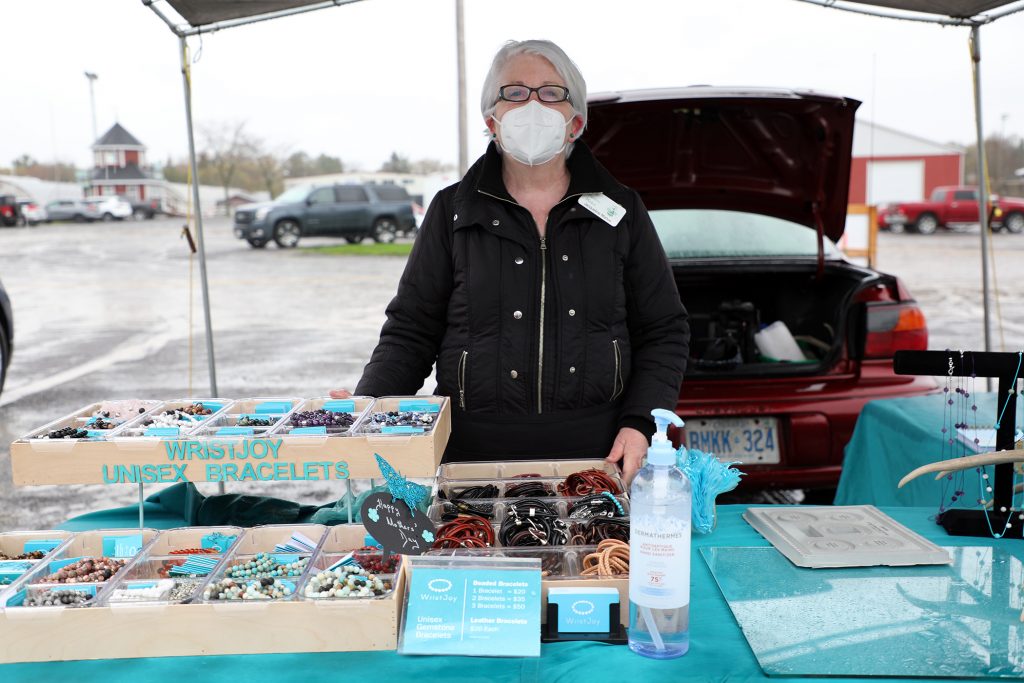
[971,25,993,364]
[179,35,224,492]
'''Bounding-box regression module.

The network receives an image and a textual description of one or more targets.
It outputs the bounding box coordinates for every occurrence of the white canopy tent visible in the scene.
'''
[142,0,1024,400]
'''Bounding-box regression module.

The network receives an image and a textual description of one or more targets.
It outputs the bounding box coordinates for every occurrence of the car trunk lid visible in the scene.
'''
[583,87,860,247]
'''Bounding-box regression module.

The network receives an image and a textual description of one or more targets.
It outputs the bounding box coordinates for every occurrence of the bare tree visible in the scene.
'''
[201,121,255,214]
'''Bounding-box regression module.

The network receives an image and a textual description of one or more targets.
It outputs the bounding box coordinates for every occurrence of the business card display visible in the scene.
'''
[399,556,541,657]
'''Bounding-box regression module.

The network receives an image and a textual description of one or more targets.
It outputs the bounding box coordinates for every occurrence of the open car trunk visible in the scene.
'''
[675,261,878,378]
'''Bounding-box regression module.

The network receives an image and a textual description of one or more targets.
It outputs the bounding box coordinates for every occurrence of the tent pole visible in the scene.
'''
[179,36,223,485]
[455,0,468,176]
[971,26,994,365]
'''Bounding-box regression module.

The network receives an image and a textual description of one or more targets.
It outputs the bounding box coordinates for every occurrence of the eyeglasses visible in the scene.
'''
[498,84,570,104]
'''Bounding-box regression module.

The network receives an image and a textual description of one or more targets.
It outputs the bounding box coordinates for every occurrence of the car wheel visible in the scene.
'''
[72,213,85,222]
[273,219,301,248]
[344,235,364,244]
[132,209,148,221]
[247,238,268,249]
[1003,211,1024,234]
[887,221,905,235]
[371,217,398,244]
[913,213,938,235]
[101,212,115,222]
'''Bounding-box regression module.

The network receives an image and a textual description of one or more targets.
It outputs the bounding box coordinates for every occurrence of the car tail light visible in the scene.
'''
[856,280,928,358]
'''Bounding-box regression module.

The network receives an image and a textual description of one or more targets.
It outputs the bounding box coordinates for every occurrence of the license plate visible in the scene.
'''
[682,417,781,465]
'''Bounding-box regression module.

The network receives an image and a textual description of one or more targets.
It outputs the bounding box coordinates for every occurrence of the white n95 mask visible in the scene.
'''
[494,100,572,166]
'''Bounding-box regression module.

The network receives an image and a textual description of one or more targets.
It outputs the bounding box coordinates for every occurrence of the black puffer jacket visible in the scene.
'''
[356,142,689,461]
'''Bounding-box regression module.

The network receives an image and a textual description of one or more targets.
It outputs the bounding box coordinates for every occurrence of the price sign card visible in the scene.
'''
[399,555,542,657]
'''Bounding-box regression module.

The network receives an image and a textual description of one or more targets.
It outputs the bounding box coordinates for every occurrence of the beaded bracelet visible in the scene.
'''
[580,539,630,577]
[40,557,125,583]
[558,469,622,496]
[432,515,495,549]
[0,550,45,561]
[168,547,220,555]
[225,552,308,580]
[567,492,626,519]
[23,589,93,607]
[352,547,400,573]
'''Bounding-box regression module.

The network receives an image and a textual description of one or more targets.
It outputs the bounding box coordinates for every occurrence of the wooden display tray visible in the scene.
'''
[10,397,451,485]
[0,525,403,663]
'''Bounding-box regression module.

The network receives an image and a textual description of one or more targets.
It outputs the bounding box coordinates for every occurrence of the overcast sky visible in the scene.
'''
[3,0,1024,172]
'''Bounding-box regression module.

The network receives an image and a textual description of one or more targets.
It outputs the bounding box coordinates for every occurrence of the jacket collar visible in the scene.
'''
[455,140,625,205]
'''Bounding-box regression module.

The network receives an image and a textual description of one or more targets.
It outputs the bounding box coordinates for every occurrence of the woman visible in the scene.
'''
[337,39,689,482]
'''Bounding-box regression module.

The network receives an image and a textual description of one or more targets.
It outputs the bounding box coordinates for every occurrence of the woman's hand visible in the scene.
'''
[605,427,648,485]
[329,389,352,399]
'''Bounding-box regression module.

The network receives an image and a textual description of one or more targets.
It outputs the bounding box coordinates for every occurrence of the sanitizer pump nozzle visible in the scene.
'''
[648,408,684,466]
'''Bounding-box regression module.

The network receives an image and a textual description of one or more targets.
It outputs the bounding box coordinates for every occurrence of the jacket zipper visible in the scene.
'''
[458,350,468,409]
[537,236,547,414]
[475,189,586,416]
[611,339,623,401]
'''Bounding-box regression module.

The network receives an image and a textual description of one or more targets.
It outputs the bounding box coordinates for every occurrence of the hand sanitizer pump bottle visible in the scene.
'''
[628,408,691,659]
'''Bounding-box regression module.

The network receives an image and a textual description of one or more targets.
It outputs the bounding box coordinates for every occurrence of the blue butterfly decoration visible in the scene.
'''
[374,453,429,513]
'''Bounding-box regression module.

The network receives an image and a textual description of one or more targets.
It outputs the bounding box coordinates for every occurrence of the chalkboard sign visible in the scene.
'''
[359,492,436,555]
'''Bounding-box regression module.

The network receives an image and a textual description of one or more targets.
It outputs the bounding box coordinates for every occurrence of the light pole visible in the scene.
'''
[84,71,98,144]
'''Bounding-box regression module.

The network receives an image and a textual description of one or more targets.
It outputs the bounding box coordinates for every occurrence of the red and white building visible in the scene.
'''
[848,119,964,205]
[86,123,162,201]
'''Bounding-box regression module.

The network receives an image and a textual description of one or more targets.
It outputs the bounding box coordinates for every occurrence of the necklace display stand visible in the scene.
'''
[893,350,1022,539]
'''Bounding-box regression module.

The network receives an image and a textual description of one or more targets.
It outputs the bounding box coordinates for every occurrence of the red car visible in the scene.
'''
[585,87,937,497]
[879,185,1024,235]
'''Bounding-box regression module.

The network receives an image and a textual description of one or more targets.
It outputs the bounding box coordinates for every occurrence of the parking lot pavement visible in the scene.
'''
[0,219,1021,529]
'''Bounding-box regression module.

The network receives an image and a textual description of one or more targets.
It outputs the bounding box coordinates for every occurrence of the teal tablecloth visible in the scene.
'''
[4,505,1018,682]
[836,392,1023,507]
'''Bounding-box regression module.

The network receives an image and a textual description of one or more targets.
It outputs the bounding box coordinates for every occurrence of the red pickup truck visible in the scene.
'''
[879,185,1024,235]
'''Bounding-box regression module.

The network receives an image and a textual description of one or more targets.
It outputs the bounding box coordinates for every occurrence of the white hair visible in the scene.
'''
[480,40,588,151]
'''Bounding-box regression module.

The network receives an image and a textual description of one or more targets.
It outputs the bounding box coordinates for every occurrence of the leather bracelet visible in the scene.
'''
[580,539,630,577]
[567,492,626,519]
[441,500,496,521]
[441,483,499,500]
[569,517,630,545]
[499,514,569,547]
[505,479,555,498]
[432,514,495,549]
[558,468,622,496]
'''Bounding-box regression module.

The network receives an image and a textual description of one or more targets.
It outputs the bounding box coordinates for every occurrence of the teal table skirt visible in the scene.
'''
[836,392,1023,507]
[4,505,1017,682]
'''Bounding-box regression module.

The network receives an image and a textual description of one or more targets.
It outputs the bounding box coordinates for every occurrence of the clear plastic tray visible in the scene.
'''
[4,582,104,609]
[298,552,396,601]
[110,399,235,439]
[425,546,609,579]
[20,400,162,446]
[140,525,243,556]
[437,458,621,481]
[198,551,309,603]
[269,396,375,438]
[0,528,158,609]
[352,395,446,436]
[0,530,74,595]
[230,523,327,555]
[187,397,303,439]
[427,495,630,525]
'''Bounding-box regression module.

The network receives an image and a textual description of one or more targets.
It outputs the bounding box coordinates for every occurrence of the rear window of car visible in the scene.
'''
[372,185,410,201]
[650,209,839,259]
